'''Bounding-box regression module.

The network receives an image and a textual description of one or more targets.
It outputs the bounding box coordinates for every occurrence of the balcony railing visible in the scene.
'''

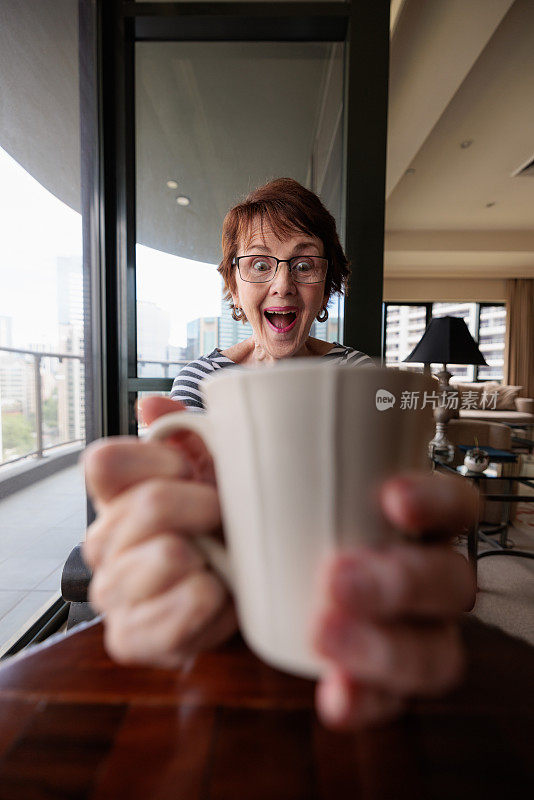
[0,346,211,466]
[137,359,189,379]
[0,345,84,468]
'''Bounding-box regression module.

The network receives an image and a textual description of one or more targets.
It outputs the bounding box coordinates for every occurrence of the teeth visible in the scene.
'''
[266,310,295,314]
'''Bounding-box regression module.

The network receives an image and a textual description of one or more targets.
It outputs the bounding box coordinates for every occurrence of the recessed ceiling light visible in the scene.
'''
[166,180,179,189]
[176,196,190,207]
[485,201,496,208]
[405,168,416,175]
[460,139,473,149]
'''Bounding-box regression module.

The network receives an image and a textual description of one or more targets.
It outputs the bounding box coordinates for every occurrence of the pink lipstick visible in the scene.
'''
[263,307,299,334]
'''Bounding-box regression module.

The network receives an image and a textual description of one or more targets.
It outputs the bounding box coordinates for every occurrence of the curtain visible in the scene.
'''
[505,279,534,397]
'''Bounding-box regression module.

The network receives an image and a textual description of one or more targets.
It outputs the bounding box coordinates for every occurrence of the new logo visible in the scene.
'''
[375,389,396,410]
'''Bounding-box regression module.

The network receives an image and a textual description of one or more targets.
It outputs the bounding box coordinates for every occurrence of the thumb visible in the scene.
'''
[138,396,186,427]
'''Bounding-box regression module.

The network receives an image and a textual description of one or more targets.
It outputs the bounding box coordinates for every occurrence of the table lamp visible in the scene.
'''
[403,316,487,462]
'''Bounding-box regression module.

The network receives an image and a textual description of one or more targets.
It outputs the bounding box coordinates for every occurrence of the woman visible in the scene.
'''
[83,179,476,730]
[171,178,373,411]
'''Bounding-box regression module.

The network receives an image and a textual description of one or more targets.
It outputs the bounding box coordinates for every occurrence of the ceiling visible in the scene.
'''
[136,41,337,263]
[1,0,533,279]
[385,0,534,278]
[0,0,81,212]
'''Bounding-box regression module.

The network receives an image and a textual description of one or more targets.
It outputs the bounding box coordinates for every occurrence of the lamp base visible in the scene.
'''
[428,422,455,464]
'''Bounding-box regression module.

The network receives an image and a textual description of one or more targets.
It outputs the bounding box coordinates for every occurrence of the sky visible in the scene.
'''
[0,146,222,351]
[0,147,81,348]
[136,247,222,348]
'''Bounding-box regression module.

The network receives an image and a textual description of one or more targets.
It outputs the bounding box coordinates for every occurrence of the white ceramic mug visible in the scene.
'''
[146,361,435,678]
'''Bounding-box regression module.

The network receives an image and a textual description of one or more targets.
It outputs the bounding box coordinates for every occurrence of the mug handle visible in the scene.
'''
[145,411,234,590]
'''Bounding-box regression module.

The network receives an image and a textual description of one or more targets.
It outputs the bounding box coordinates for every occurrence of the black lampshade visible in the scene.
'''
[403,316,487,366]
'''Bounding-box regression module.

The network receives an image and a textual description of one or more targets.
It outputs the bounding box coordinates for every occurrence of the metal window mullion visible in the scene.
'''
[129,378,174,393]
[127,3,349,42]
[382,301,390,364]
[79,0,104,528]
[124,17,138,435]
[98,0,136,436]
[473,302,481,381]
[80,0,104,446]
[119,1,389,403]
[0,599,69,660]
[342,2,389,358]
[126,2,349,16]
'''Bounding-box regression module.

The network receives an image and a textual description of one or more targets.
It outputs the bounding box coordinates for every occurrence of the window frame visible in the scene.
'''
[381,301,507,381]
[90,0,390,436]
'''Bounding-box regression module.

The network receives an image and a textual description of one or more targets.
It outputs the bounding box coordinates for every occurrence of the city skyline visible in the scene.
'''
[1,143,343,360]
[0,144,230,353]
[0,146,81,350]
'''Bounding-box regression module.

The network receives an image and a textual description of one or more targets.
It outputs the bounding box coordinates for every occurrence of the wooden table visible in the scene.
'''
[0,616,532,799]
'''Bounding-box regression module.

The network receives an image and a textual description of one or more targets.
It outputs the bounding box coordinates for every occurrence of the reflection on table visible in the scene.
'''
[0,616,533,798]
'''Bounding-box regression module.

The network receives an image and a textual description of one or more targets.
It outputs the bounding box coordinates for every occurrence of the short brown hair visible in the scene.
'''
[218,178,350,312]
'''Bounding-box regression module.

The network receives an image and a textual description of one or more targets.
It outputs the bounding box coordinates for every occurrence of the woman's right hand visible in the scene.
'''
[82,397,238,669]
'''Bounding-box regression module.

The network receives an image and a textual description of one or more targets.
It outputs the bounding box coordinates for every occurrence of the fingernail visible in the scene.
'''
[318,676,349,724]
[381,476,423,528]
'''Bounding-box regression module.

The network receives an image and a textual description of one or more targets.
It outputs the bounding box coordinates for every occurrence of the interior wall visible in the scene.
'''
[383,278,507,303]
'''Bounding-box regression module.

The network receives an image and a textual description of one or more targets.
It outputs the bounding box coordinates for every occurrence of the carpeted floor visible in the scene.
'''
[457,504,534,646]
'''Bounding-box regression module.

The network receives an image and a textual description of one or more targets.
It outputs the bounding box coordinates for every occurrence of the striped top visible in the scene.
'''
[170,344,374,411]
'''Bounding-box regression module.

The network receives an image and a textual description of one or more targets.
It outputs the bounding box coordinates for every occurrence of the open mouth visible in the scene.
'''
[264,309,298,333]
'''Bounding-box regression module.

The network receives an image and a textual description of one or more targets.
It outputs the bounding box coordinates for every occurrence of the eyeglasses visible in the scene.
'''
[233,255,328,284]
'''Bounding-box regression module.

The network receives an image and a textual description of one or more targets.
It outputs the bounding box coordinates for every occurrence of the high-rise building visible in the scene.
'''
[187,316,220,359]
[0,317,35,459]
[0,357,32,413]
[57,325,84,443]
[0,315,13,348]
[56,257,85,443]
[0,355,36,462]
[309,316,340,344]
[218,301,253,350]
[137,301,171,377]
[385,305,428,370]
[475,305,506,380]
[165,344,189,382]
[57,257,83,329]
[385,303,505,380]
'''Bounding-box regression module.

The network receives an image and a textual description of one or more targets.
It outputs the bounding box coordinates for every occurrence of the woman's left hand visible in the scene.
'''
[312,471,478,730]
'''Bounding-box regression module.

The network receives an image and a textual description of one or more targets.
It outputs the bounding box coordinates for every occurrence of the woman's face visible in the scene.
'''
[231,219,329,360]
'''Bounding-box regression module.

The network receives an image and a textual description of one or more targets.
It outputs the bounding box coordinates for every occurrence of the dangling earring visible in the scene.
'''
[232,306,246,322]
[316,308,329,323]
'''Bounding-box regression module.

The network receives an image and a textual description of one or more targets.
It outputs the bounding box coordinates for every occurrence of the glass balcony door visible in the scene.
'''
[97,2,389,432]
[0,0,92,652]
[135,40,346,387]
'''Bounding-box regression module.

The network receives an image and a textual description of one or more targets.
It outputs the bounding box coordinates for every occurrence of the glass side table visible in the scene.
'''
[507,422,534,454]
[433,459,534,584]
